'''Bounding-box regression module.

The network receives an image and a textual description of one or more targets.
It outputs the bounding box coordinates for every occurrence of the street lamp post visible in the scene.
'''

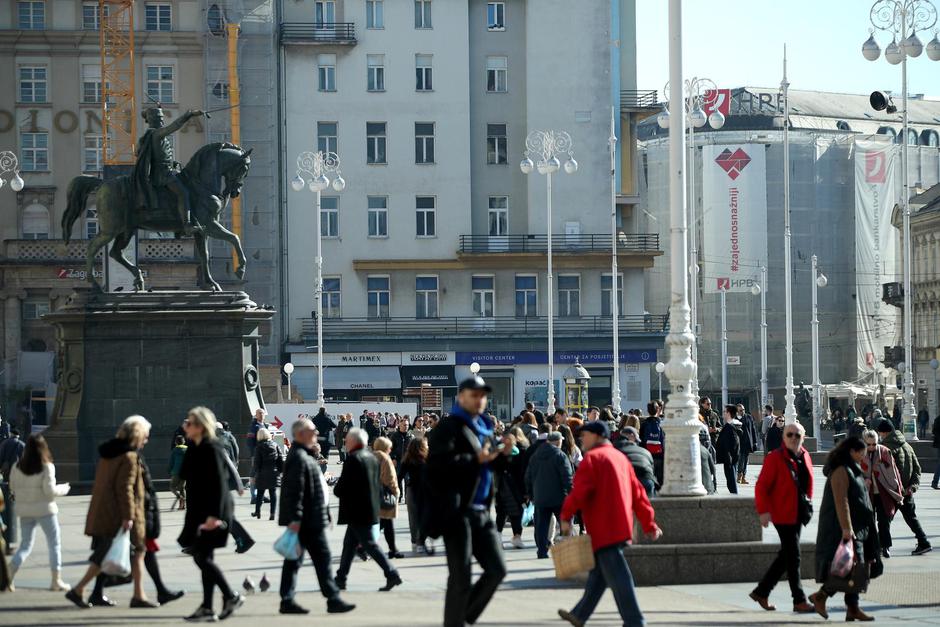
[781,47,798,426]
[660,0,706,496]
[811,255,828,438]
[283,362,295,402]
[751,267,768,408]
[609,107,623,415]
[658,79,726,401]
[521,130,577,415]
[0,151,25,191]
[720,288,728,407]
[655,361,666,401]
[291,151,346,408]
[862,0,940,440]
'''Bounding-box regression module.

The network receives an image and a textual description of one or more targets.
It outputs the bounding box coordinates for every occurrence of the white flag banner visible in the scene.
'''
[854,139,901,375]
[701,144,767,293]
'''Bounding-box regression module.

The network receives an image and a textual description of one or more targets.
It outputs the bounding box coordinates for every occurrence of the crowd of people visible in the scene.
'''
[0,388,936,625]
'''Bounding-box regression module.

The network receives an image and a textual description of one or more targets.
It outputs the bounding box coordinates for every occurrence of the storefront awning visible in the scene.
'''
[400,365,457,388]
[323,366,401,390]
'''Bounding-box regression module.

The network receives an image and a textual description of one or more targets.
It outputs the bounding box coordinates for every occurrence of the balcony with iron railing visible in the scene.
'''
[2,239,196,263]
[301,314,668,344]
[457,233,660,255]
[620,90,659,111]
[280,22,357,45]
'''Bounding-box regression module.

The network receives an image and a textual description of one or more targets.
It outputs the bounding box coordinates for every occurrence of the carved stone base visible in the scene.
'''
[43,290,274,482]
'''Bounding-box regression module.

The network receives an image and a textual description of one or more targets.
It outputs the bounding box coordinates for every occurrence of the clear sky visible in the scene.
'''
[636,0,940,99]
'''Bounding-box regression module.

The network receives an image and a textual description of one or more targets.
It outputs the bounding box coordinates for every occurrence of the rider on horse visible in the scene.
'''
[133,106,205,235]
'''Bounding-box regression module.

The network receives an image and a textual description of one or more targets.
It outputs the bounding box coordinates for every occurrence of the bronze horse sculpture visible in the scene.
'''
[62,142,252,292]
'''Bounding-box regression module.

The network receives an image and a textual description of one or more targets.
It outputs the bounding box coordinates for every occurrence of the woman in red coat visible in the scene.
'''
[750,421,815,613]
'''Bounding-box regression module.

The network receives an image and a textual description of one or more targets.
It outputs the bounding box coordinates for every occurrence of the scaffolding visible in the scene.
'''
[99,0,136,165]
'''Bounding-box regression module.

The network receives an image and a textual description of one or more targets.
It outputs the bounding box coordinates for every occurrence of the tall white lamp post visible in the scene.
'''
[751,267,768,408]
[720,288,729,407]
[657,78,725,401]
[811,255,828,438]
[660,0,706,496]
[0,152,25,191]
[780,48,798,425]
[655,361,666,401]
[862,0,939,440]
[521,130,577,415]
[283,362,295,402]
[291,151,345,408]
[609,107,623,414]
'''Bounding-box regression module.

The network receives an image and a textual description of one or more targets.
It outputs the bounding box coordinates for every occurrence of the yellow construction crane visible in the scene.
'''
[227,22,242,264]
[99,0,136,167]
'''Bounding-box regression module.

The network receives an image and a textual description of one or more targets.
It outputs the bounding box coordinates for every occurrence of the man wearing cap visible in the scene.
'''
[876,420,932,555]
[427,371,511,627]
[613,426,656,497]
[524,431,573,559]
[557,420,661,627]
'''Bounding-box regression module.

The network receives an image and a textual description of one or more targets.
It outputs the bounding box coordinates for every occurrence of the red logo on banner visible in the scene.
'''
[716,277,730,290]
[715,148,751,180]
[704,89,731,116]
[865,150,887,183]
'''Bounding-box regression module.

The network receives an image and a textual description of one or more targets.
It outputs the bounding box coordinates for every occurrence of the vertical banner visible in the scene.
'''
[701,144,768,292]
[854,139,900,375]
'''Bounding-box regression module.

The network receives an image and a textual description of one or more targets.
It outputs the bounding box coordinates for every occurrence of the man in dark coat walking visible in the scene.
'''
[736,404,760,485]
[613,426,656,496]
[313,407,337,460]
[278,418,354,615]
[716,406,741,495]
[427,373,510,627]
[525,431,573,558]
[333,428,401,591]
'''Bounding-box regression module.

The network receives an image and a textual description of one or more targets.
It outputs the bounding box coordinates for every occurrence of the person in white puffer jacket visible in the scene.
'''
[9,434,70,591]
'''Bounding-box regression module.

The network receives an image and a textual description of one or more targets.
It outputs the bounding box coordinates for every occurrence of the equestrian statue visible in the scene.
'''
[63,106,252,292]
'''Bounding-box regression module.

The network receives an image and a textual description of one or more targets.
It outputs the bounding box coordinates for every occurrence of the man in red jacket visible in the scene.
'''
[750,421,815,613]
[557,421,661,627]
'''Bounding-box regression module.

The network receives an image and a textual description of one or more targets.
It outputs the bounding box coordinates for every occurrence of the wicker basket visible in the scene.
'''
[551,534,595,580]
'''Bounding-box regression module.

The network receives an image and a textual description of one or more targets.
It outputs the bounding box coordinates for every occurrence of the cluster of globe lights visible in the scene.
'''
[290,171,345,193]
[519,154,578,176]
[863,27,940,62]
[0,152,25,191]
[654,98,725,132]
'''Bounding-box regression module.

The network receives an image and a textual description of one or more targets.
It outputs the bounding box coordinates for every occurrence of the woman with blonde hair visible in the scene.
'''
[372,437,403,559]
[66,415,155,609]
[179,406,243,622]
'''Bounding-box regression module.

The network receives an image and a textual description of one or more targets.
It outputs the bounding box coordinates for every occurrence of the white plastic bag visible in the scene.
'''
[101,529,132,577]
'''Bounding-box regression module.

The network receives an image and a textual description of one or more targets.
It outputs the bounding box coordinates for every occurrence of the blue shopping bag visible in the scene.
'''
[273,528,302,561]
[521,503,535,527]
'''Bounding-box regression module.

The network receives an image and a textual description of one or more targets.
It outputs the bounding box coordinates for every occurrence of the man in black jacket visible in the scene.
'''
[716,405,741,494]
[613,426,656,496]
[427,373,510,627]
[312,407,337,460]
[524,431,573,558]
[735,404,760,485]
[333,428,402,592]
[278,418,354,615]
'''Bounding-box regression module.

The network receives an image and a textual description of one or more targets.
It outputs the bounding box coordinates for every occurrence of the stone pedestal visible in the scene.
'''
[42,290,274,482]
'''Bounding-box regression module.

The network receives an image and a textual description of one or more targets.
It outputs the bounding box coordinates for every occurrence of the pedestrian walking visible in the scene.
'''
[251,428,283,520]
[736,404,760,484]
[494,432,527,550]
[932,413,940,489]
[760,405,775,439]
[860,430,903,558]
[716,405,742,494]
[917,409,929,440]
[765,415,785,453]
[372,437,404,559]
[335,414,352,463]
[313,407,337,460]
[750,421,815,613]
[848,416,867,439]
[65,415,155,609]
[168,436,188,511]
[426,373,509,627]
[0,430,25,553]
[699,397,721,445]
[557,424,582,468]
[525,431,573,559]
[557,421,662,627]
[218,422,239,468]
[400,437,433,555]
[875,420,932,555]
[8,434,70,591]
[809,437,878,622]
[246,408,267,505]
[0,489,11,591]
[389,420,413,500]
[639,401,665,487]
[333,428,402,592]
[699,425,718,494]
[178,407,243,622]
[613,426,656,497]
[277,417,355,616]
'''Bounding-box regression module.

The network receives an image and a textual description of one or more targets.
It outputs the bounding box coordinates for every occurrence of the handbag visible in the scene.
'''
[273,528,303,561]
[101,529,132,577]
[380,486,397,511]
[824,561,869,593]
[786,457,813,526]
[550,534,595,580]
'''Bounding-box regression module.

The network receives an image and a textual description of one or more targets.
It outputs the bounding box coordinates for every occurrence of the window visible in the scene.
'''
[366,0,384,28]
[207,4,225,35]
[486,56,507,92]
[487,2,505,30]
[601,274,624,317]
[317,54,336,92]
[211,81,229,101]
[486,123,507,164]
[921,130,940,147]
[146,65,174,103]
[322,277,341,318]
[21,132,49,171]
[415,122,435,164]
[83,2,107,30]
[488,196,508,236]
[415,54,433,91]
[18,1,44,29]
[19,66,47,103]
[85,206,99,240]
[367,276,390,319]
[368,196,388,237]
[317,122,338,154]
[416,276,439,318]
[558,275,580,317]
[21,204,50,239]
[145,3,172,31]
[414,0,432,28]
[83,135,103,173]
[82,64,104,103]
[23,300,50,321]
[367,55,385,92]
[367,122,387,164]
[472,276,495,318]
[416,196,436,237]
[515,275,537,317]
[315,0,336,26]
[321,196,339,237]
